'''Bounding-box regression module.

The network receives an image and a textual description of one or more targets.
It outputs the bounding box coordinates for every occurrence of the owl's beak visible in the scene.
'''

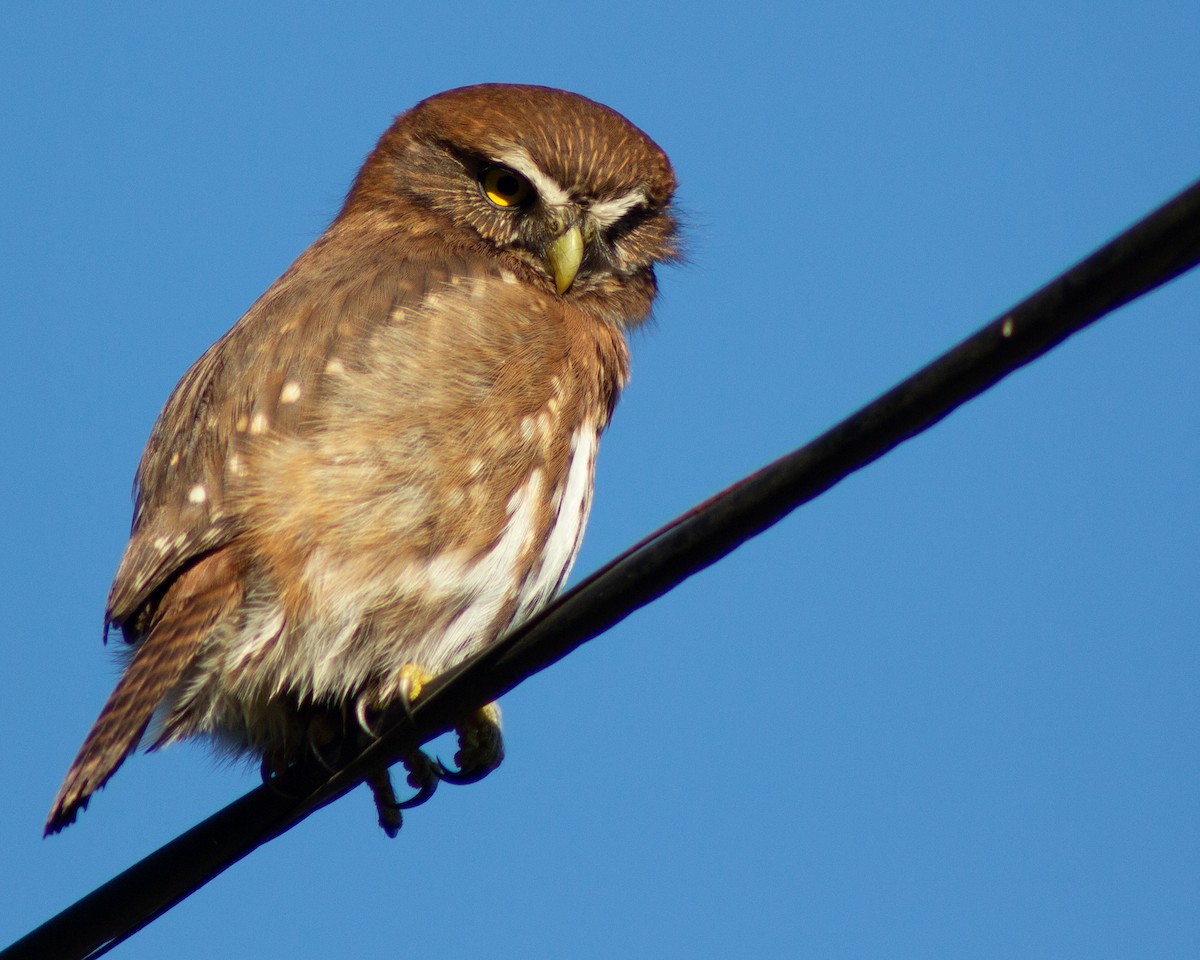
[547,224,584,294]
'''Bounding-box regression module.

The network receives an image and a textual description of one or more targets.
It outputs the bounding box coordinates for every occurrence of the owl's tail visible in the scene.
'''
[45,553,241,835]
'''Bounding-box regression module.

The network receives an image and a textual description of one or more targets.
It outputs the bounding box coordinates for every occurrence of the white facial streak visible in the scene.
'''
[495,146,571,208]
[588,188,647,228]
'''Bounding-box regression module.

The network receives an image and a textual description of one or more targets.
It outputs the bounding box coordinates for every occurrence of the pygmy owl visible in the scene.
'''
[46,84,678,835]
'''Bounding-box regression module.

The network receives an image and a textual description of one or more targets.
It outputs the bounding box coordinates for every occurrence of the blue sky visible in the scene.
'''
[3,2,1198,957]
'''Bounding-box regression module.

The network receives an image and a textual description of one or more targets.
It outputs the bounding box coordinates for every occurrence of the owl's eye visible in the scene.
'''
[481,166,533,208]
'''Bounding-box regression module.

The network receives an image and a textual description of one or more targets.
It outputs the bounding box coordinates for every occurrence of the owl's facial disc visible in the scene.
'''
[464,138,668,298]
[480,154,583,292]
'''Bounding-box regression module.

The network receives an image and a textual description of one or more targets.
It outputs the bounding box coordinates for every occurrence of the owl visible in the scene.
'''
[46,84,678,836]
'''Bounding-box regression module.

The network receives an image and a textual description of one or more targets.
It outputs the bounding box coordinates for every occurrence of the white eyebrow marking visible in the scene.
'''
[589,187,647,228]
[188,484,207,504]
[279,381,302,404]
[494,146,570,207]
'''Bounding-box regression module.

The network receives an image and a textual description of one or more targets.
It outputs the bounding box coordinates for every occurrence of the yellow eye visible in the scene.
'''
[481,166,532,208]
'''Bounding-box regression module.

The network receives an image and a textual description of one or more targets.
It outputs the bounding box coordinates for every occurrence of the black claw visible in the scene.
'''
[396,776,439,809]
[395,751,441,808]
[395,678,419,729]
[354,696,382,740]
[435,757,491,786]
[307,740,340,775]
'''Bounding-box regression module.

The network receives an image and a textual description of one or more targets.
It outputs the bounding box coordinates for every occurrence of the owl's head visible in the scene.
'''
[340,84,678,316]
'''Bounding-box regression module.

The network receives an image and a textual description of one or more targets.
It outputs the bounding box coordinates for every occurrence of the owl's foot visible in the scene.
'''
[437,701,505,785]
[397,663,505,786]
[366,751,441,838]
[399,750,441,808]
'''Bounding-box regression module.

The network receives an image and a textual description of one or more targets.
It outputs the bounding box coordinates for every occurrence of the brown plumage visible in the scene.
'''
[46,84,678,834]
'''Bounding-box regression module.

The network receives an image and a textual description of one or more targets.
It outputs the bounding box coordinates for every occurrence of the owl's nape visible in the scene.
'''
[47,84,677,836]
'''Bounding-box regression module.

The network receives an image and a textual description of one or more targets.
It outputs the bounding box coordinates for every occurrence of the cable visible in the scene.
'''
[6,175,1200,960]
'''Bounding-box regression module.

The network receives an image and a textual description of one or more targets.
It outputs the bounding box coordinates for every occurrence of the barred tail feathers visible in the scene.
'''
[45,554,239,835]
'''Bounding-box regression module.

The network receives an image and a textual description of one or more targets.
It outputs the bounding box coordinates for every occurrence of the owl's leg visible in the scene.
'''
[366,769,402,838]
[364,749,447,836]
[351,691,443,837]
[397,663,505,786]
[258,710,331,792]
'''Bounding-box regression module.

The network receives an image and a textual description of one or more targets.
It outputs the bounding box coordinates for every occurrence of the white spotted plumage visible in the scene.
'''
[47,83,677,834]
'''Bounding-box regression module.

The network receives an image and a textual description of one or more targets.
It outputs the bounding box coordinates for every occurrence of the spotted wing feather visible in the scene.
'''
[60,244,468,827]
[105,241,467,630]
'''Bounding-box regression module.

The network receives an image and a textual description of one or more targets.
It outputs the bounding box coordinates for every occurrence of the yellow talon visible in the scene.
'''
[398,662,434,704]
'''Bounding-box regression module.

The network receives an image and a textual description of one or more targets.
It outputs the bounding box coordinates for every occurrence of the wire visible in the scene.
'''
[6,175,1200,960]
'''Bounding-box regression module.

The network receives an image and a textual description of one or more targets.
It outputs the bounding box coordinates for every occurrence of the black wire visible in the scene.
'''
[6,175,1200,960]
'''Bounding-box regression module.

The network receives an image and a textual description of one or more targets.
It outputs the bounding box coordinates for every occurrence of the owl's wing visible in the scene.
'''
[105,338,242,633]
[52,243,480,833]
[105,243,475,633]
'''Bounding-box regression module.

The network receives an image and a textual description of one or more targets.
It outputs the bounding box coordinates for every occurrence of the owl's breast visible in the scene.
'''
[225,274,625,693]
[510,419,599,627]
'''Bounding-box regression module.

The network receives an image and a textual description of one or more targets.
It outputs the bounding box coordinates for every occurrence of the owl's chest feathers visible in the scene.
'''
[233,282,627,694]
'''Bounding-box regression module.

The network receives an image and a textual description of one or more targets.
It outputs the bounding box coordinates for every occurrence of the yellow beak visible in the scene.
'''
[547,225,584,294]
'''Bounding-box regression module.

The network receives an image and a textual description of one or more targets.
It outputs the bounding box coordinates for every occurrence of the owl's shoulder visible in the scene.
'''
[108,237,448,629]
